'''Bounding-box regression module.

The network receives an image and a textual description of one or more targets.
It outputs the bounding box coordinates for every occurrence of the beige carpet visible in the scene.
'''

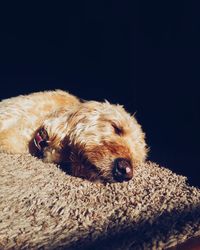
[0,153,200,250]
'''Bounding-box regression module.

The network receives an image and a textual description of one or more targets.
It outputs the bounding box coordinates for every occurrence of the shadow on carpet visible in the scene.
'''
[0,153,199,249]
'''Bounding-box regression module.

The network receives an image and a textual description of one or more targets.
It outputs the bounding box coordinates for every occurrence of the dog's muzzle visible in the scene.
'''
[113,158,133,182]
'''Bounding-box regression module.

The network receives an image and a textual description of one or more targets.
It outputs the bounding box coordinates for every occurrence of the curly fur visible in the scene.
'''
[0,90,148,182]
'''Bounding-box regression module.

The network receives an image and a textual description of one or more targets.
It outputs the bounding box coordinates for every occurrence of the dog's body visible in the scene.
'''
[0,90,147,182]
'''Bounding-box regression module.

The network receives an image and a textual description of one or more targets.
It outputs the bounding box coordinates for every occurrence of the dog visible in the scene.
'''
[0,90,148,182]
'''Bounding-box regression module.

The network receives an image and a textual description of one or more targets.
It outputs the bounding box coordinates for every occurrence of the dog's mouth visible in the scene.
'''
[33,128,49,151]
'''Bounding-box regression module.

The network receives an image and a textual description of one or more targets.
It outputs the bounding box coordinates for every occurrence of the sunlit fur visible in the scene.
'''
[0,90,148,182]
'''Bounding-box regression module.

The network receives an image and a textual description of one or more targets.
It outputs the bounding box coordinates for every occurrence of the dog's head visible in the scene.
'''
[30,101,148,182]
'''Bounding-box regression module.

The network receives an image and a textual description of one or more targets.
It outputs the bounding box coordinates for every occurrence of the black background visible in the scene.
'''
[0,2,199,186]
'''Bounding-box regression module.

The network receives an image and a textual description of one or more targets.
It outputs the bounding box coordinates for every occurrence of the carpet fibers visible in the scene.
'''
[0,153,200,249]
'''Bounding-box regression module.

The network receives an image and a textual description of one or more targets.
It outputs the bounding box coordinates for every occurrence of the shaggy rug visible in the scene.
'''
[0,153,200,250]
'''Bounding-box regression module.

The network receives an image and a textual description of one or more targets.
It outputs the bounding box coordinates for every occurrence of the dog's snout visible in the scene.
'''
[113,158,133,182]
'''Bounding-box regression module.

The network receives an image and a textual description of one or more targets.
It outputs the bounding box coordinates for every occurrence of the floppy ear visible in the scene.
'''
[29,126,47,158]
[29,106,79,156]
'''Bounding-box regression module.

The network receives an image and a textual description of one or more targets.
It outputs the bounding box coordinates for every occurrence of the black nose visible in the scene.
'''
[113,158,133,182]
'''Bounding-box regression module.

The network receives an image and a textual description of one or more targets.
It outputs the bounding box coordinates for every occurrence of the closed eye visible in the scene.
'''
[112,123,124,136]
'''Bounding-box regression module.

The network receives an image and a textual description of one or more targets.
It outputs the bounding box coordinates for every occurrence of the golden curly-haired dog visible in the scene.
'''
[0,90,148,182]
